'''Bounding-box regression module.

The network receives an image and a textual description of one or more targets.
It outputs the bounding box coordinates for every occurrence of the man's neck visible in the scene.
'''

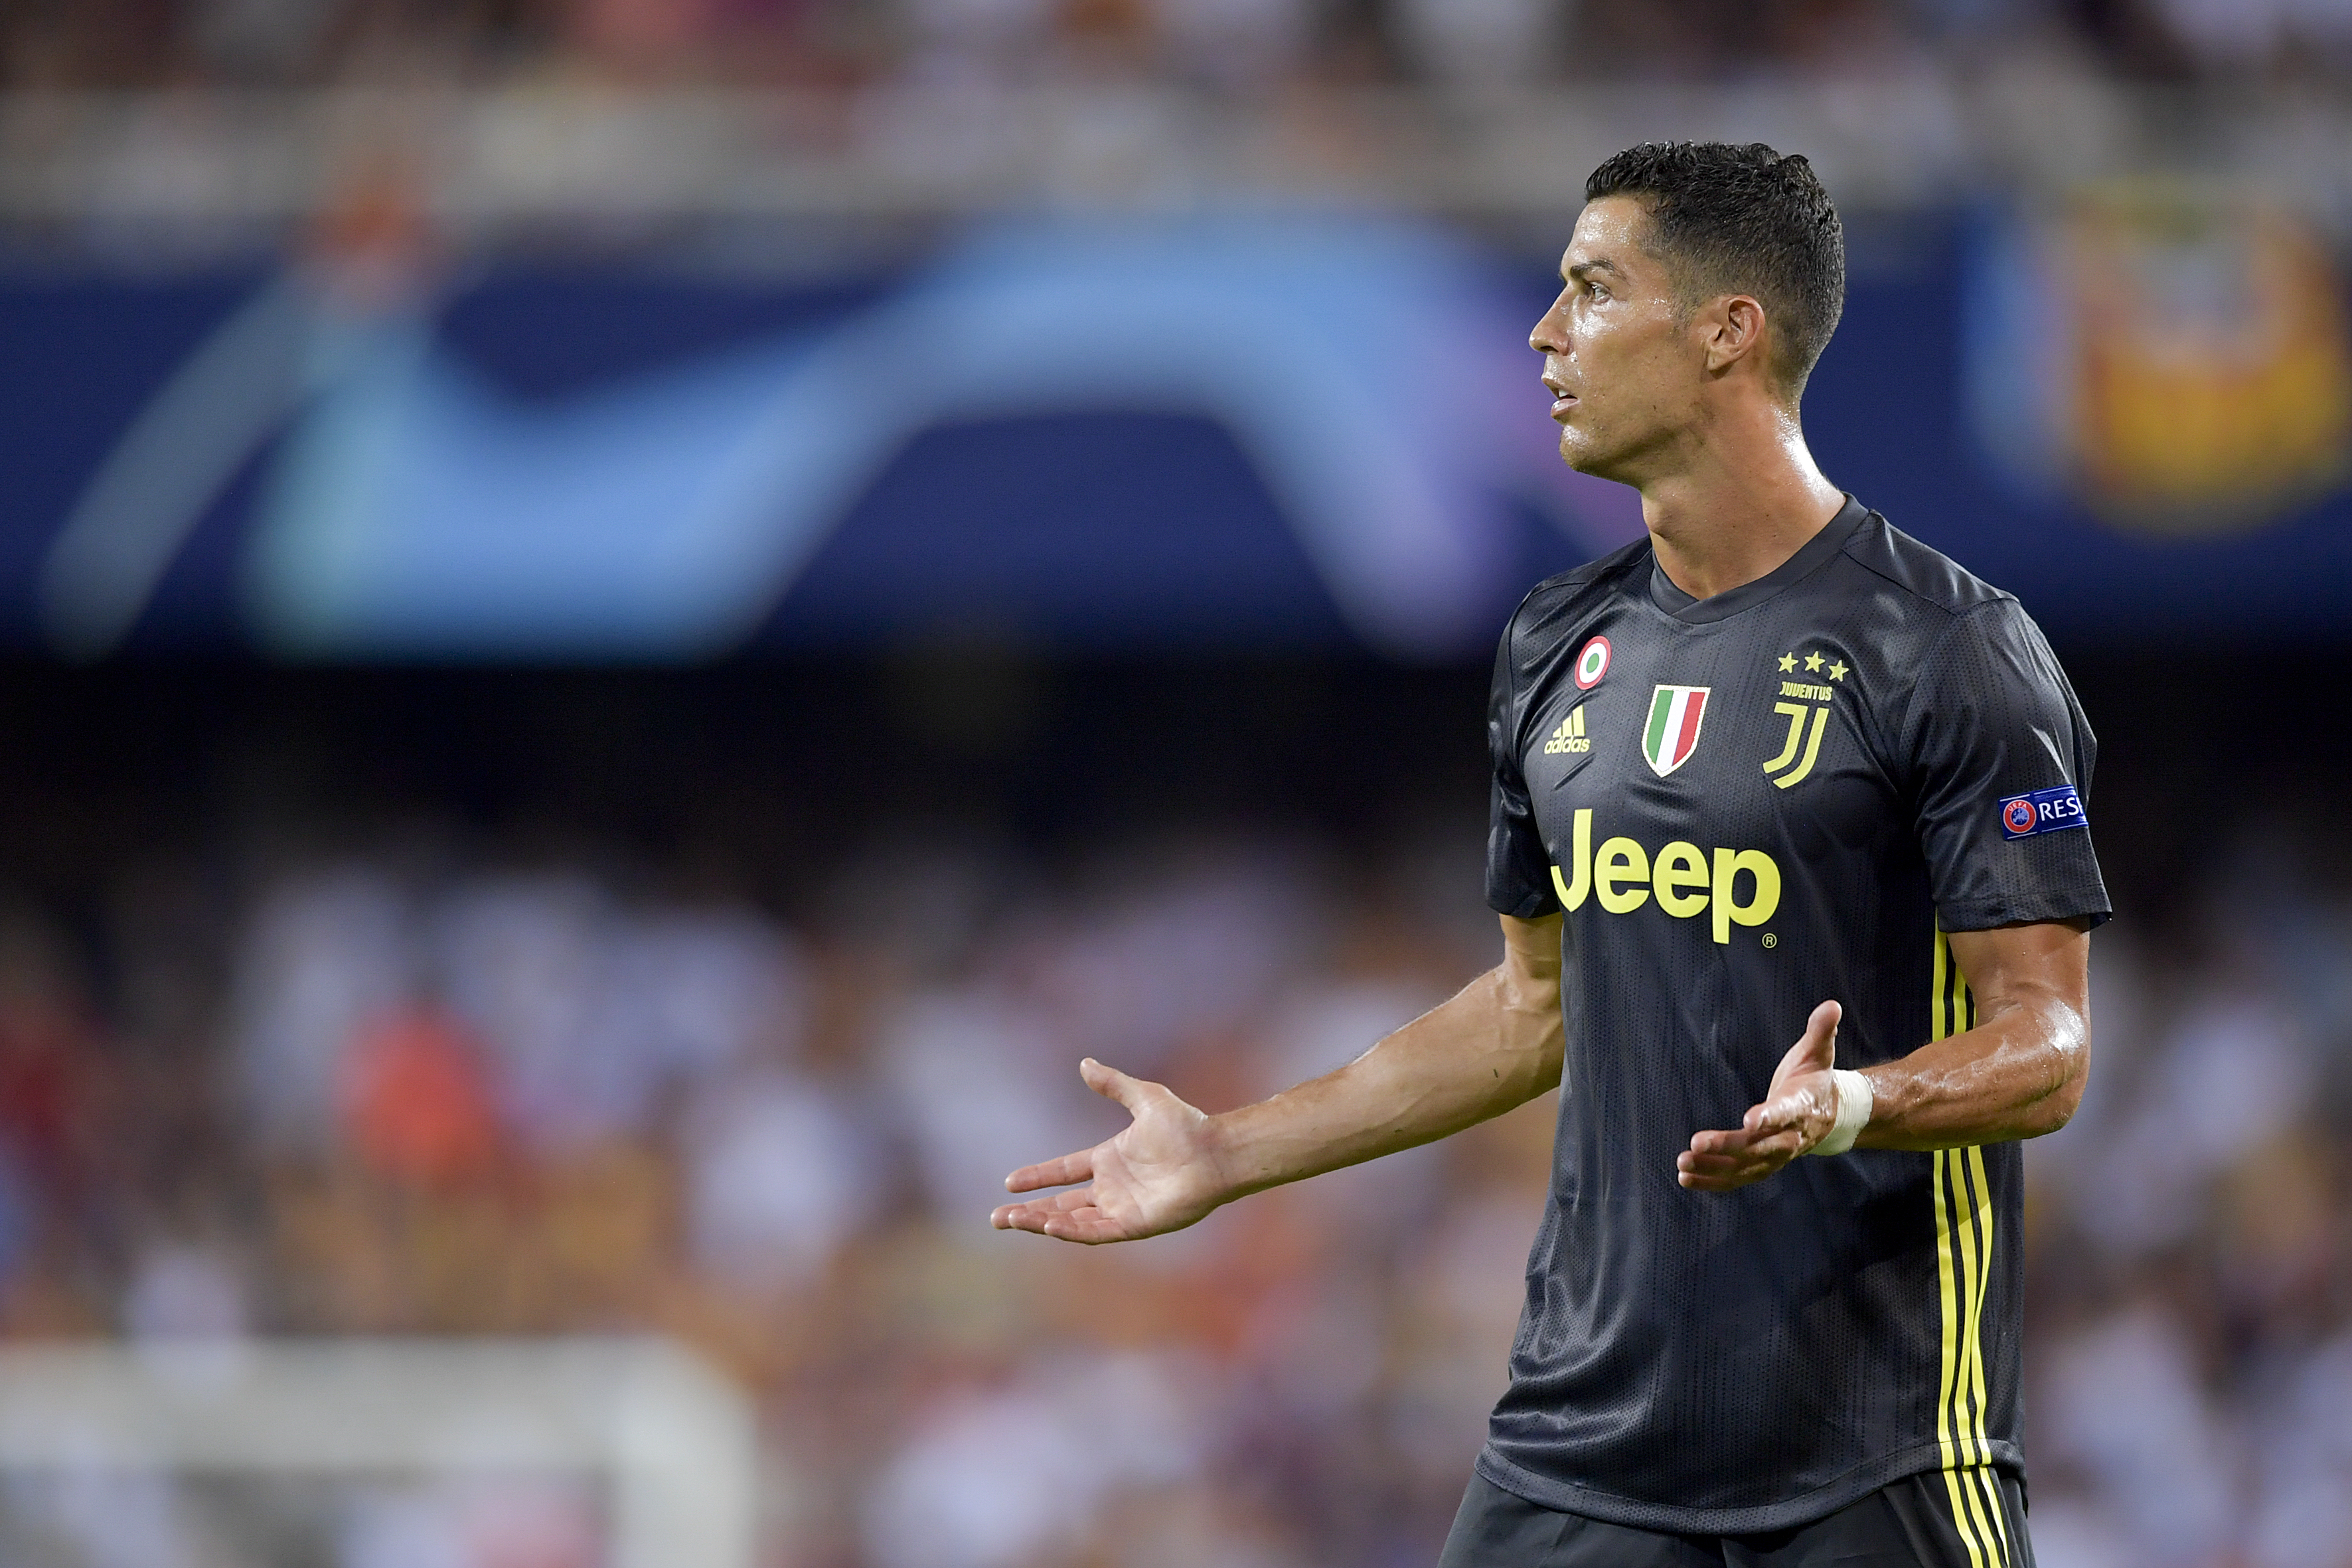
[1638,406,1848,603]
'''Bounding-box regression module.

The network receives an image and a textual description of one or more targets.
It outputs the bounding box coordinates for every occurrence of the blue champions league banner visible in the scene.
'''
[4,208,2350,662]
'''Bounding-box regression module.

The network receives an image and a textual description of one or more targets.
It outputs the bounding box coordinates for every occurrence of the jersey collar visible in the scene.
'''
[1646,495,1870,624]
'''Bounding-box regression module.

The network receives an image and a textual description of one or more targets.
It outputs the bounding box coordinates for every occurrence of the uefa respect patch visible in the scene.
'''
[1998,785,2088,840]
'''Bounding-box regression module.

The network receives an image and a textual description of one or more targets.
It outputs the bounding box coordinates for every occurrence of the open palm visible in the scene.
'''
[1677,999,1843,1191]
[989,1058,1230,1244]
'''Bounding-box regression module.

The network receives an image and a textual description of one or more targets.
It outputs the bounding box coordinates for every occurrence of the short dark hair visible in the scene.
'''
[1584,141,1845,395]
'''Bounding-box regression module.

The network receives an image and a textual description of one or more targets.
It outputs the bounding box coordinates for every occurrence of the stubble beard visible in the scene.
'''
[1557,420,1626,483]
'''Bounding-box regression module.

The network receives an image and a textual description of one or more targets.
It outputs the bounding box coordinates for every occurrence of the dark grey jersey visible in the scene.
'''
[1480,497,2109,1537]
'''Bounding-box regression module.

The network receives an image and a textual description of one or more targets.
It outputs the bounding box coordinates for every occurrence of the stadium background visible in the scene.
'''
[3,1,2352,1565]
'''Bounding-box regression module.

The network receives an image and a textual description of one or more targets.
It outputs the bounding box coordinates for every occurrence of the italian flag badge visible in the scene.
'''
[1642,685,1711,777]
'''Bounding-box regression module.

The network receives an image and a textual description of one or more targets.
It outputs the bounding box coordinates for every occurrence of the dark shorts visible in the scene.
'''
[1439,1470,2035,1568]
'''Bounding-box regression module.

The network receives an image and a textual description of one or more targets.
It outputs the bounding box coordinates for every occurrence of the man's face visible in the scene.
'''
[1529,197,1704,481]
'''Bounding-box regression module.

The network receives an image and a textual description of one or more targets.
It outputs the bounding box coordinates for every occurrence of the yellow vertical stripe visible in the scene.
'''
[1964,1146,2013,1560]
[1950,1150,2005,1564]
[1931,930,2007,1567]
[1952,1150,1987,1472]
[1930,1150,1986,1568]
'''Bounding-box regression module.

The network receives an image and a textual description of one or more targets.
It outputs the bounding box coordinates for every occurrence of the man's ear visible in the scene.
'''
[1702,295,1769,376]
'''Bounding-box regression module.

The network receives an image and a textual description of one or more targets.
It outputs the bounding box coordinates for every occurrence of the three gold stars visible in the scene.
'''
[1776,651,1850,681]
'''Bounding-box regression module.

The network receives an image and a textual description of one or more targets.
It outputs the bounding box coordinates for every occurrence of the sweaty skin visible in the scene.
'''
[994,912,1565,1243]
[992,913,2090,1239]
[1674,920,2091,1192]
[1532,196,1846,601]
[991,195,2092,1242]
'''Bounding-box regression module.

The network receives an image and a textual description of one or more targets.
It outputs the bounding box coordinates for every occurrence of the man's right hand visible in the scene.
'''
[989,913,1566,1245]
[989,1058,1231,1245]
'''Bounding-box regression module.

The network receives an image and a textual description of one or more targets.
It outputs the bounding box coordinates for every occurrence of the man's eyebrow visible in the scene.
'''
[1565,257,1624,282]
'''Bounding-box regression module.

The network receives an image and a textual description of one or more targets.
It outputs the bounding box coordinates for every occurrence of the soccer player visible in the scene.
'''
[991,142,2107,1568]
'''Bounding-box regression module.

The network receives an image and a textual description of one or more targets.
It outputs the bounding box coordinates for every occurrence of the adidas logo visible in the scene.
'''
[1543,706,1591,755]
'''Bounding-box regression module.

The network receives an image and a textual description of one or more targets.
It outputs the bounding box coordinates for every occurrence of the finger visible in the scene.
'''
[1676,1146,1772,1177]
[1687,1121,1785,1157]
[1040,1210,1138,1245]
[994,1201,1123,1243]
[1799,999,1842,1063]
[1678,1132,1802,1178]
[1769,1000,1842,1085]
[990,1188,1097,1229]
[1676,1148,1800,1190]
[1004,1149,1095,1194]
[992,1190,1101,1232]
[1676,1142,1796,1178]
[1078,1057,1151,1115]
[992,1202,1054,1233]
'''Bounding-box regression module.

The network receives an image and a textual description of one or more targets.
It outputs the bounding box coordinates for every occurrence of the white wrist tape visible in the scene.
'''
[1806,1069,1873,1157]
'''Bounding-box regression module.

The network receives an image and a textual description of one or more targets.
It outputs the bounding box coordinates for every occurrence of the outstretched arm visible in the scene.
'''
[990,911,1565,1243]
[1676,917,2091,1192]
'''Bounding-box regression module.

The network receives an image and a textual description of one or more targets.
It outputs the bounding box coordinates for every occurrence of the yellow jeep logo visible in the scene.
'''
[1548,808,1781,945]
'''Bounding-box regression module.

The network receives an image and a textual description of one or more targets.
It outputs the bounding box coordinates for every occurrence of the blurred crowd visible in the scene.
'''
[8,0,2352,94]
[0,791,2347,1567]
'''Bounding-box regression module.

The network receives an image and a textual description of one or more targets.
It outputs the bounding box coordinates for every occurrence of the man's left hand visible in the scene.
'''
[1677,1000,1845,1192]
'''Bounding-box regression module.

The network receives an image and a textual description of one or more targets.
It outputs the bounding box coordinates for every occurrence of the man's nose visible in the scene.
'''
[1530,307,1568,355]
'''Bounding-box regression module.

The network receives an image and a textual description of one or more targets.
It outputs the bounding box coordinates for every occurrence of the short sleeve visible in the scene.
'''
[1486,614,1561,919]
[1901,598,2111,932]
